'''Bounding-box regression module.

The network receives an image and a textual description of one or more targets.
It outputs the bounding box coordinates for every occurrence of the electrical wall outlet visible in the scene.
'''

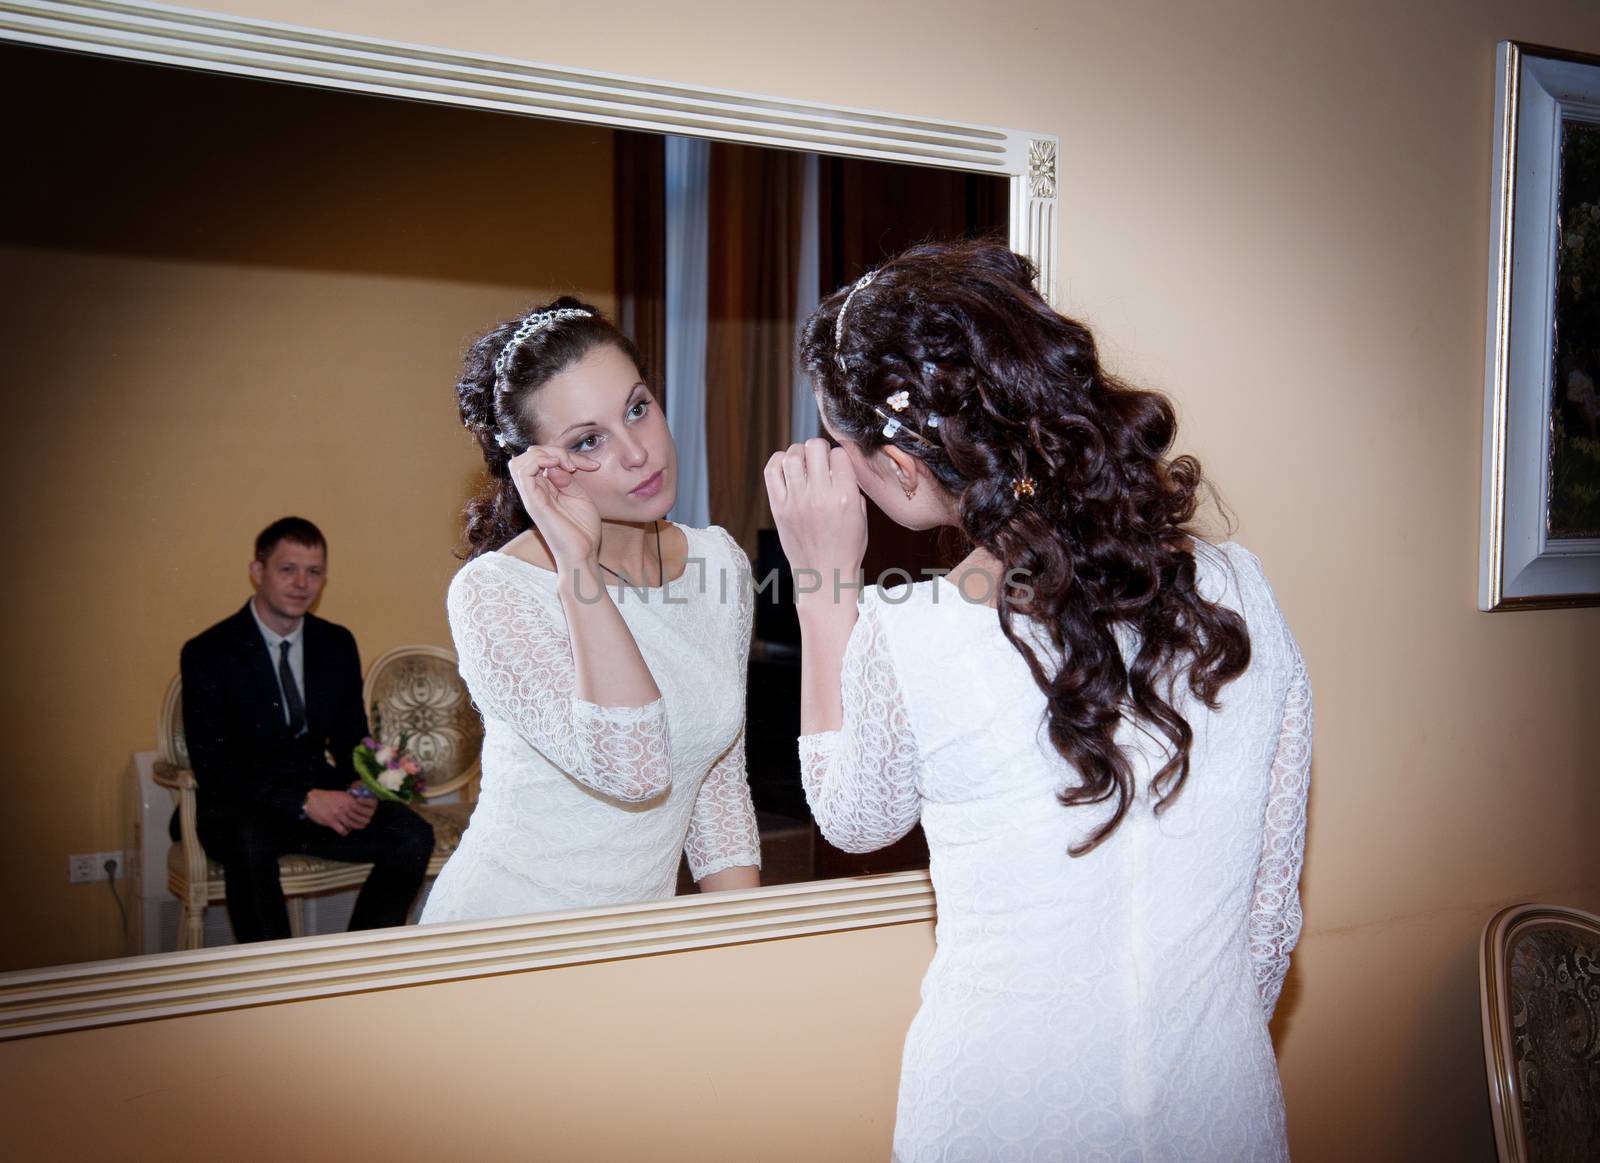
[68,851,125,884]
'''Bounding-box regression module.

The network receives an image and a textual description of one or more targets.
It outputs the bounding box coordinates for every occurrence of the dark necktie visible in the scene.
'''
[278,639,306,737]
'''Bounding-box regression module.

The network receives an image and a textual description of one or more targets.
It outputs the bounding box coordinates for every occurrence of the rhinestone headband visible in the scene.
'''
[494,307,593,379]
[834,270,877,370]
[490,307,593,451]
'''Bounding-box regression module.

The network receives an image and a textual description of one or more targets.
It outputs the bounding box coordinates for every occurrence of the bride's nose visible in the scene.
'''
[617,432,649,470]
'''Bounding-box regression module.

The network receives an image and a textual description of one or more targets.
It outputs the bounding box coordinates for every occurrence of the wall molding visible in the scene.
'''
[0,872,935,1039]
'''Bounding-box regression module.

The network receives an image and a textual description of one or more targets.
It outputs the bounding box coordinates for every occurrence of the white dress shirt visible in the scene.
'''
[249,598,306,733]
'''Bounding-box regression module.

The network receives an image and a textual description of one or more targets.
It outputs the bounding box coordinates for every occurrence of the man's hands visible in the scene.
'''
[303,788,377,836]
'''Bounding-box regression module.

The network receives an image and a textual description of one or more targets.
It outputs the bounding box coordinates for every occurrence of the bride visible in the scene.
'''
[420,299,761,924]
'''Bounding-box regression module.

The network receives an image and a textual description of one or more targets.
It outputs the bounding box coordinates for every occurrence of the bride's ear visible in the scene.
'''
[879,444,921,491]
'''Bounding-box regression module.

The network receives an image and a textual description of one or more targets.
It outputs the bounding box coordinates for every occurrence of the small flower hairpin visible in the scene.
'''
[1012,476,1037,500]
[886,390,910,412]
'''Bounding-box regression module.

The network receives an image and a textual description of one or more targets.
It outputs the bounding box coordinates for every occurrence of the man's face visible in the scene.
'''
[249,539,326,623]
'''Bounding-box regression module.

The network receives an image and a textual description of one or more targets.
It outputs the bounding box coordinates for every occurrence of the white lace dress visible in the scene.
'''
[421,523,761,923]
[800,541,1311,1162]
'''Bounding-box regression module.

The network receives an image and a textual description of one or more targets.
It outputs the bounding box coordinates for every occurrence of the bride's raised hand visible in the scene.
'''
[508,445,602,569]
[764,438,869,610]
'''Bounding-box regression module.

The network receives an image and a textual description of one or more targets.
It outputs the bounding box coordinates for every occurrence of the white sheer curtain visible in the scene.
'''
[790,152,822,444]
[665,135,712,528]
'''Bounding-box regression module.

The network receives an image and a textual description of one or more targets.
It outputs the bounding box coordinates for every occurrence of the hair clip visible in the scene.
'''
[926,413,942,429]
[493,431,513,450]
[881,416,904,439]
[886,389,910,412]
[1012,476,1036,499]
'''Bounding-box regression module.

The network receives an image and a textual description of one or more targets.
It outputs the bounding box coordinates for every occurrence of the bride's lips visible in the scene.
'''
[631,469,666,498]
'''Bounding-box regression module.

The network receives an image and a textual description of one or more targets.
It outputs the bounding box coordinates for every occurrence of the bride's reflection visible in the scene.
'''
[3,35,1006,967]
[420,299,761,923]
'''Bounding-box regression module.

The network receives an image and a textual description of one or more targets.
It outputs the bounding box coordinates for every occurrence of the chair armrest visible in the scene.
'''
[152,762,209,889]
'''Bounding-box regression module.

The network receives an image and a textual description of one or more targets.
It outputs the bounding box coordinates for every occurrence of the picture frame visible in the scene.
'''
[1480,41,1600,610]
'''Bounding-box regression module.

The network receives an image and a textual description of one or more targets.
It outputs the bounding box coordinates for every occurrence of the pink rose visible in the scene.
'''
[400,756,421,776]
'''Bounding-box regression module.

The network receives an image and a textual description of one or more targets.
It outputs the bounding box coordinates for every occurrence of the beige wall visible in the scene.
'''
[4,0,1600,1160]
[0,51,616,969]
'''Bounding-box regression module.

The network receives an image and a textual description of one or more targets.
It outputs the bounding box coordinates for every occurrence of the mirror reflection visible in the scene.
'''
[1,40,1006,967]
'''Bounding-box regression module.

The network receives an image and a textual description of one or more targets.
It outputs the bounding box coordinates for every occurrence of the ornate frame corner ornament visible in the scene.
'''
[1027,138,1058,199]
[0,0,1048,1036]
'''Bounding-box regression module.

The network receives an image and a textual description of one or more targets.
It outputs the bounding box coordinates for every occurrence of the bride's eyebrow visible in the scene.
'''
[553,386,649,440]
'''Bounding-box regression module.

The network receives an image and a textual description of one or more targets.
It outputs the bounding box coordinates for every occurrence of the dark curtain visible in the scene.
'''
[704,143,808,556]
[613,133,667,404]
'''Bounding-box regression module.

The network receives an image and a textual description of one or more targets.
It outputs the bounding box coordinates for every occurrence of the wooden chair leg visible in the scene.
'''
[287,896,306,939]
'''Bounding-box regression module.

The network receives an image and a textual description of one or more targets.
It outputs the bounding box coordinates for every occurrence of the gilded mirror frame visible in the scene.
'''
[0,0,1059,1039]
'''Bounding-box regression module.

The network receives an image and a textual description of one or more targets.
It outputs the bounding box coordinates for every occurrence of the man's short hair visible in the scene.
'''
[254,517,327,563]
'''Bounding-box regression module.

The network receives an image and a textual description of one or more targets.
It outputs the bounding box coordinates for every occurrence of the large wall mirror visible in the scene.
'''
[0,0,1056,1038]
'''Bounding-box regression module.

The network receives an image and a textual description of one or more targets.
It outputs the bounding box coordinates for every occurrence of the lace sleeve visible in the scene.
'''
[447,563,671,803]
[798,598,922,854]
[684,535,760,879]
[685,722,762,879]
[1248,640,1312,1020]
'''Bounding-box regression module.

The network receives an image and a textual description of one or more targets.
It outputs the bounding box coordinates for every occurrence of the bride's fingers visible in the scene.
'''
[827,447,858,491]
[780,444,809,493]
[512,445,590,478]
[803,438,832,487]
[763,452,789,505]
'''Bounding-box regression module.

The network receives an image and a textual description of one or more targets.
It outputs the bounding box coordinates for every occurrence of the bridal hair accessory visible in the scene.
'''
[874,406,940,447]
[874,386,944,445]
[1012,476,1037,499]
[834,269,878,369]
[494,307,593,378]
[488,307,594,451]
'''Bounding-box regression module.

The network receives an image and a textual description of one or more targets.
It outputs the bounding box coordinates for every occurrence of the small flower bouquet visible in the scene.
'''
[351,734,426,804]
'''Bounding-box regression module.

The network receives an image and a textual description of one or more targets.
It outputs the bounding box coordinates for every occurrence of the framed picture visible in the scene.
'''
[1481,41,1600,610]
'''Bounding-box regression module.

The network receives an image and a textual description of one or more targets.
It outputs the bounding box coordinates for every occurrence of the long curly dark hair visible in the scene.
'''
[456,296,645,559]
[802,240,1251,854]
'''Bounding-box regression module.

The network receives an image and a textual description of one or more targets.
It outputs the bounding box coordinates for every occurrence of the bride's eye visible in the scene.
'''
[627,399,649,421]
[572,432,602,453]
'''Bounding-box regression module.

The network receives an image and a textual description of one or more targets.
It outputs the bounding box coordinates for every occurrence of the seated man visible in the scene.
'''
[178,516,434,943]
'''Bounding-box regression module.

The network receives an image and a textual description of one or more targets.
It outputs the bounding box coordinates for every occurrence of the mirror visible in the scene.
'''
[0,0,1055,1031]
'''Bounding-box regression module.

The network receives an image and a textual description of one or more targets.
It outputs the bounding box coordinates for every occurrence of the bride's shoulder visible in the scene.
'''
[1191,538,1269,598]
[682,523,752,576]
[448,547,557,605]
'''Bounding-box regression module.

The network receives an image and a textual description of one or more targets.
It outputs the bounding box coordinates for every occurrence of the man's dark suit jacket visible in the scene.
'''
[180,602,369,830]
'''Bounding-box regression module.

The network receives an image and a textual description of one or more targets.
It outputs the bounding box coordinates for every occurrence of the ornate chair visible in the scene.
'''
[152,646,482,951]
[1480,902,1600,1162]
[361,643,483,853]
